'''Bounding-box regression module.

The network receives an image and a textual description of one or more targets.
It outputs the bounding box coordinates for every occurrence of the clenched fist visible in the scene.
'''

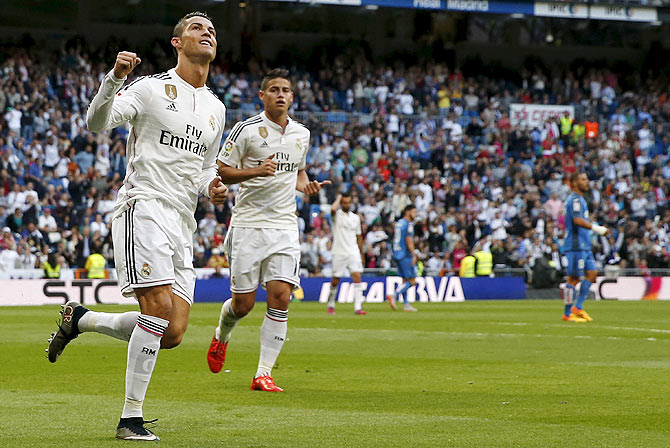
[113,51,142,80]
[208,177,227,205]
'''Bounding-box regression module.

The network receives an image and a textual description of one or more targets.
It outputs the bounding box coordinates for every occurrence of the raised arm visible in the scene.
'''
[86,51,145,133]
[331,193,342,216]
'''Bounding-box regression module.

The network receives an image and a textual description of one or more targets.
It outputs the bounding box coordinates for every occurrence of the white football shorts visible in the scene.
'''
[112,198,196,305]
[332,252,364,278]
[224,226,301,293]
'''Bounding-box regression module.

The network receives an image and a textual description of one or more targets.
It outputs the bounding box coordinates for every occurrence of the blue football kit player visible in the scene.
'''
[386,205,418,312]
[562,172,608,322]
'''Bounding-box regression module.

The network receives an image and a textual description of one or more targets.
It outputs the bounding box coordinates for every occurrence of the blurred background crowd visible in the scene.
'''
[1,37,669,282]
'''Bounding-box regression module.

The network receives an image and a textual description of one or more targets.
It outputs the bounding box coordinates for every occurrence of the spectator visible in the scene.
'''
[85,241,106,279]
[207,248,227,269]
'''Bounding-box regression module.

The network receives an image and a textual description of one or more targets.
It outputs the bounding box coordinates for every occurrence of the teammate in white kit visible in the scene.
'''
[46,12,227,441]
[207,69,329,392]
[326,192,367,315]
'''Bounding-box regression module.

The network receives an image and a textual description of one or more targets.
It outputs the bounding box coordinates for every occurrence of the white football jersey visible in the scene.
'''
[332,208,362,256]
[218,111,310,230]
[86,68,226,229]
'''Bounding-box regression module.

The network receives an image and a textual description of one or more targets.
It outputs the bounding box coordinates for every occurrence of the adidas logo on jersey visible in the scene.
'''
[260,141,269,148]
[166,102,178,112]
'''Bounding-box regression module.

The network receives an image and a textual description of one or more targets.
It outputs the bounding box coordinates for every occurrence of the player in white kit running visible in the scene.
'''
[207,69,330,392]
[46,12,227,441]
[326,192,367,315]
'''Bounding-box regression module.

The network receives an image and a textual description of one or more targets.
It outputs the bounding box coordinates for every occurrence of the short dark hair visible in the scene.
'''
[570,172,583,184]
[172,11,213,57]
[403,204,416,216]
[341,191,352,199]
[173,11,212,38]
[261,68,290,91]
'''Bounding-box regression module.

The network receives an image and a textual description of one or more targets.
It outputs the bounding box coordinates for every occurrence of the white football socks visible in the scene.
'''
[215,298,241,342]
[353,283,365,312]
[121,314,169,419]
[255,308,288,378]
[77,311,139,342]
[327,286,337,308]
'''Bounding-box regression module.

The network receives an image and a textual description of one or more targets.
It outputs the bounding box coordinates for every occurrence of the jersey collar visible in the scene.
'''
[261,111,292,132]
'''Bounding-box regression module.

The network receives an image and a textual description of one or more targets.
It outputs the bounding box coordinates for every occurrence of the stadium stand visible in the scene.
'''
[0,39,668,281]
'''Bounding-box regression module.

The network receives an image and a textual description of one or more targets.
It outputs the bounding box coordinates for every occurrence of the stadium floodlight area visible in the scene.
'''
[264,0,668,22]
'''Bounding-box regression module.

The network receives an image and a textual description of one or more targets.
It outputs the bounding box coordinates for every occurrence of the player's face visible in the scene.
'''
[260,78,293,114]
[173,17,217,63]
[341,196,352,212]
[574,174,589,194]
[408,209,418,221]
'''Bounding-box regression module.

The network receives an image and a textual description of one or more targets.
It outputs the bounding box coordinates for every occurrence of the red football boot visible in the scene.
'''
[386,295,397,310]
[250,375,284,392]
[207,334,228,374]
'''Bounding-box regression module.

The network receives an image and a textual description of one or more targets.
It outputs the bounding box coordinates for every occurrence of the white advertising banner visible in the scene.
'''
[589,5,657,22]
[0,279,136,306]
[593,276,670,301]
[509,103,574,128]
[534,2,588,19]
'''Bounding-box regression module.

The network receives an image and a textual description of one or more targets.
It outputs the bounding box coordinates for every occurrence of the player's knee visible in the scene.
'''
[232,300,254,317]
[267,293,290,310]
[161,324,187,349]
[161,333,182,349]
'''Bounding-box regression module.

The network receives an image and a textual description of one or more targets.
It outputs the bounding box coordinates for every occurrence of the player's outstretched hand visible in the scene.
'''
[256,154,278,177]
[113,51,141,80]
[303,180,332,196]
[209,177,227,205]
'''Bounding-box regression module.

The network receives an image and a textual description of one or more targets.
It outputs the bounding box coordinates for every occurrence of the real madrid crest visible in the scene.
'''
[165,84,178,100]
[209,115,216,131]
[141,263,152,277]
[259,126,268,139]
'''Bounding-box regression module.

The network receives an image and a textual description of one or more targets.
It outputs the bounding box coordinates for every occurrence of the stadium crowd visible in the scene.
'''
[0,39,669,281]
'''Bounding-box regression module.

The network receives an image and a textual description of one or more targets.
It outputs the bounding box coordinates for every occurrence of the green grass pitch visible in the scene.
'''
[1,300,669,447]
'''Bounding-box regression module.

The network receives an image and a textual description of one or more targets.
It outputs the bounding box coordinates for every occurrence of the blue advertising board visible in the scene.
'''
[194,276,526,303]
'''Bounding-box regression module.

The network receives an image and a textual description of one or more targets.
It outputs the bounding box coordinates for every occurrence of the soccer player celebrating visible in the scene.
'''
[386,205,419,312]
[207,69,329,392]
[47,12,227,441]
[326,192,366,315]
[562,172,608,322]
